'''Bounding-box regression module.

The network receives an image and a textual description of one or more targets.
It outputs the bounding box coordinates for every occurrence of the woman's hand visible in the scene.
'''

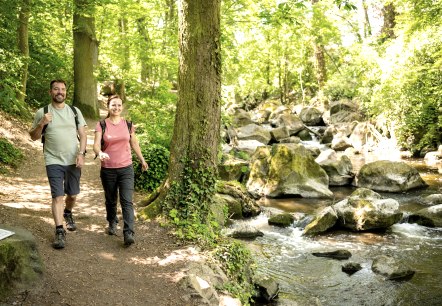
[98,151,110,161]
[141,160,148,172]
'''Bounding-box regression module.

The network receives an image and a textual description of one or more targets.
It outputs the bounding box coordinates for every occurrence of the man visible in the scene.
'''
[30,79,87,249]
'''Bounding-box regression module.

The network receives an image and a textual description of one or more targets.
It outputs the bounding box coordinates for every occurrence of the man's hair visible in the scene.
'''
[50,79,67,89]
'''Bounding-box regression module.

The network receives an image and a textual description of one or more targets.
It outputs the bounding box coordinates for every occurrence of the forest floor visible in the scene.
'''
[0,111,203,306]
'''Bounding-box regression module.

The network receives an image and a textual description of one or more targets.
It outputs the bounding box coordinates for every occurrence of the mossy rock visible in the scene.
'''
[268,213,295,227]
[138,201,162,220]
[0,225,43,300]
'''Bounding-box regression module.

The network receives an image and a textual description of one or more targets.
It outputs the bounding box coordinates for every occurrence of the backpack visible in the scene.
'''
[41,104,80,148]
[95,119,133,159]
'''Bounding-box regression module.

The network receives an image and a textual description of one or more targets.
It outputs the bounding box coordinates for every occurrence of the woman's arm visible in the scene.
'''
[130,132,148,171]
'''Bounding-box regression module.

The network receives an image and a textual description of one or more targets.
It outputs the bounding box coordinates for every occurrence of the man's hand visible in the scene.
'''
[41,112,52,126]
[76,154,85,168]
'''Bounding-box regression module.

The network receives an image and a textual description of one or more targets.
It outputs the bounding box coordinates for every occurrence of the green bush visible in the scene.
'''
[128,82,176,148]
[0,138,24,172]
[214,240,256,305]
[132,143,169,192]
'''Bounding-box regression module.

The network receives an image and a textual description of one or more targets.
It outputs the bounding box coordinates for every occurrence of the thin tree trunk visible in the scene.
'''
[381,3,396,40]
[17,0,30,104]
[311,0,327,90]
[361,0,372,38]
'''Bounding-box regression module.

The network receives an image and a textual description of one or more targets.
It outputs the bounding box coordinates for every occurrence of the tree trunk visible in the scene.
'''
[73,0,99,118]
[143,0,221,217]
[169,0,221,182]
[136,17,151,83]
[381,3,396,40]
[361,0,372,38]
[311,0,327,90]
[313,43,327,88]
[17,0,30,104]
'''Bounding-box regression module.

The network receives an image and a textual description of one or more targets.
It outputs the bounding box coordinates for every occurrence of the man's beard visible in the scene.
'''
[53,94,65,103]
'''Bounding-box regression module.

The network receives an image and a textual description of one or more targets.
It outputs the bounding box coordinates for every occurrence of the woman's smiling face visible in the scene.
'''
[108,98,123,115]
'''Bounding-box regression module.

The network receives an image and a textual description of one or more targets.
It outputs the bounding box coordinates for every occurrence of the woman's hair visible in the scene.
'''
[106,94,122,118]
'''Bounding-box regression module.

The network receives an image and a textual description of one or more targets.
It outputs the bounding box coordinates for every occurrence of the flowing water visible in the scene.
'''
[236,147,442,306]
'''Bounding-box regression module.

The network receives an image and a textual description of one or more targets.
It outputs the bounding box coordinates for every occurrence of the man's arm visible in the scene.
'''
[75,125,87,168]
[29,112,52,141]
[77,125,87,153]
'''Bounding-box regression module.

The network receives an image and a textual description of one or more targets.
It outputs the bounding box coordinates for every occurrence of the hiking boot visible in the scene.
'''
[124,232,135,246]
[64,212,77,231]
[52,228,66,249]
[107,220,118,235]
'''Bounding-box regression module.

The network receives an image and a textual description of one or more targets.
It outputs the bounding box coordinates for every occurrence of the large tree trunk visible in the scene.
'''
[17,0,30,104]
[142,0,221,218]
[73,0,99,118]
[169,0,221,182]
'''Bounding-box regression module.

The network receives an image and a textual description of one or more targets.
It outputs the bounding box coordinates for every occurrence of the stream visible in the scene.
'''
[235,147,442,306]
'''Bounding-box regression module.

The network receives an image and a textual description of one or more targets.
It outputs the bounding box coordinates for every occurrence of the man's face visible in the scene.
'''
[50,82,66,103]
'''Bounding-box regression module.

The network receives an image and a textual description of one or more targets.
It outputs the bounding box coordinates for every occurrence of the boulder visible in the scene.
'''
[299,107,323,126]
[408,204,442,227]
[269,113,304,135]
[333,188,403,231]
[355,160,428,192]
[218,155,249,181]
[236,123,272,144]
[419,194,442,206]
[253,276,279,302]
[224,225,264,239]
[371,255,415,281]
[232,109,253,127]
[246,144,333,198]
[268,213,295,227]
[216,181,261,219]
[316,149,354,186]
[303,206,338,235]
[311,249,352,260]
[0,225,43,299]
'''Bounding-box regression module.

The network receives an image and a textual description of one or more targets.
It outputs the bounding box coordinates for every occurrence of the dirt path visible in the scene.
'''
[0,114,201,306]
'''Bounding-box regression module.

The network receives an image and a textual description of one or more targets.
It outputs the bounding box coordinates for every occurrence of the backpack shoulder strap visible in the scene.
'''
[41,105,49,144]
[100,119,106,151]
[68,105,79,130]
[126,120,133,138]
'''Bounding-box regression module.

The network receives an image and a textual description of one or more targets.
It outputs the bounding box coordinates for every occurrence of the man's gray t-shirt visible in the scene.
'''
[32,104,87,166]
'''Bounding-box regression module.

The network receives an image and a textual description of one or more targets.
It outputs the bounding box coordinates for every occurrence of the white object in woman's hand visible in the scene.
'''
[99,151,110,161]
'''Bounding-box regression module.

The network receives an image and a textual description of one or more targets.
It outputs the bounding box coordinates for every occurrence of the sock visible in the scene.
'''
[64,209,72,215]
[56,225,63,230]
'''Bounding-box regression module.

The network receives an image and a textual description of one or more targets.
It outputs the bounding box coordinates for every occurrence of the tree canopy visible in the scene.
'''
[0,0,440,151]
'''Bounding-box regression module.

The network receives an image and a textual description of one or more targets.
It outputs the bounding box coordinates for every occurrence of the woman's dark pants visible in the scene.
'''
[100,165,135,234]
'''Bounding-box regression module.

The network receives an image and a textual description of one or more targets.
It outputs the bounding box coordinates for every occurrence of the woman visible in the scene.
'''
[93,95,148,246]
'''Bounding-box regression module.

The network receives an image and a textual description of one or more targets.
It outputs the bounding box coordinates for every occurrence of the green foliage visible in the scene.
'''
[367,28,442,153]
[128,82,176,148]
[163,158,219,246]
[0,138,24,173]
[132,143,169,192]
[214,240,256,305]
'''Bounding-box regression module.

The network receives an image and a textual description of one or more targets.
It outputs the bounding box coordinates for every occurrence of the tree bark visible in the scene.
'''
[311,0,327,89]
[381,3,396,40]
[361,0,372,38]
[144,0,221,213]
[73,0,99,118]
[17,0,30,104]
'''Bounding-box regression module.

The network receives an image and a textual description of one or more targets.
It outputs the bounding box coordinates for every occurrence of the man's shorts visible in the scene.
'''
[46,164,81,198]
